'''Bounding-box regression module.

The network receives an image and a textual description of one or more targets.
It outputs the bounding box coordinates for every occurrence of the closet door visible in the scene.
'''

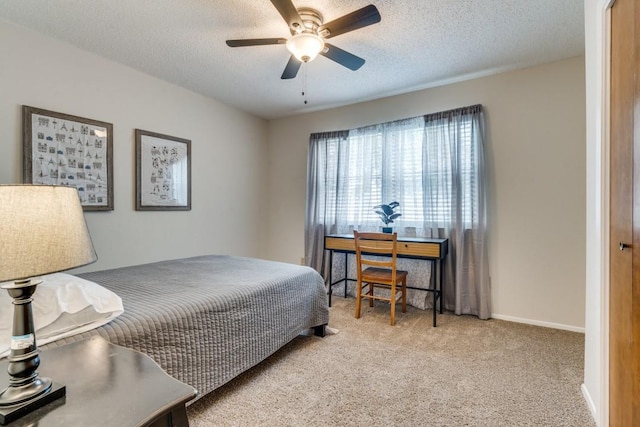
[609,0,640,424]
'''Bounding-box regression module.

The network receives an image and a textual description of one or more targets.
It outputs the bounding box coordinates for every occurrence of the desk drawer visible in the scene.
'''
[325,236,442,259]
[398,242,441,258]
[325,237,355,251]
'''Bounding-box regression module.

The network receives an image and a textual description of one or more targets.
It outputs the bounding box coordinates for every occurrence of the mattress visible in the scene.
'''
[40,255,329,401]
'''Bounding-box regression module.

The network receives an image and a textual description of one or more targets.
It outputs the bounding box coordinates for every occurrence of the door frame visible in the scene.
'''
[603,3,612,425]
[602,1,612,425]
[588,0,614,426]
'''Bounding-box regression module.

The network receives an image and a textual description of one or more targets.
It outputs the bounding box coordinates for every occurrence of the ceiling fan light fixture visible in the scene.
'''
[225,2,381,79]
[286,33,324,63]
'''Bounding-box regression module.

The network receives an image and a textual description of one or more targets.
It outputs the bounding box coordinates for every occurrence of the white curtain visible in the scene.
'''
[305,105,490,319]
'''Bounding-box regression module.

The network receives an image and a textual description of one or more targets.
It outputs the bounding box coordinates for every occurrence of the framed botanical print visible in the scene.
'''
[135,129,191,211]
[22,106,114,211]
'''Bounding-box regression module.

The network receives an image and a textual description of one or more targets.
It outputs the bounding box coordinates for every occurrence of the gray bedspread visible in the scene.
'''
[40,255,329,402]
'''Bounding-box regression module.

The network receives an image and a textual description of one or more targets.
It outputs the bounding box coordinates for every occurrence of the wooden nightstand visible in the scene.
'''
[0,336,196,426]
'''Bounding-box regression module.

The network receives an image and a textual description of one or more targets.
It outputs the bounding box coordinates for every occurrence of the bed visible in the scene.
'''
[35,255,329,402]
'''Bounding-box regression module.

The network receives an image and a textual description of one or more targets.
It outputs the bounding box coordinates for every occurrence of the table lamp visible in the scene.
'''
[0,185,97,424]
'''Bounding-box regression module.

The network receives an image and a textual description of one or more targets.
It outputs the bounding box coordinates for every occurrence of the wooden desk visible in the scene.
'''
[0,336,197,427]
[324,234,448,326]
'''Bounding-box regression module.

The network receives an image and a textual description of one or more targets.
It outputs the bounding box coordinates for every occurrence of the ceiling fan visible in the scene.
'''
[226,0,381,79]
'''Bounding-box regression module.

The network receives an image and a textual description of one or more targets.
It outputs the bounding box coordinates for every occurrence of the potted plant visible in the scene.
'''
[374,201,401,233]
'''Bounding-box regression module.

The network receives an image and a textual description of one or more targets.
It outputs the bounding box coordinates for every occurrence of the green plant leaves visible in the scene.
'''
[373,201,401,225]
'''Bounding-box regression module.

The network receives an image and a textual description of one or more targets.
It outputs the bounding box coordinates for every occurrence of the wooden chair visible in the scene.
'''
[353,230,408,325]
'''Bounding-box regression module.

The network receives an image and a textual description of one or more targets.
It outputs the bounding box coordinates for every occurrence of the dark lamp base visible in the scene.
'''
[0,278,66,425]
[0,376,52,406]
[0,381,65,425]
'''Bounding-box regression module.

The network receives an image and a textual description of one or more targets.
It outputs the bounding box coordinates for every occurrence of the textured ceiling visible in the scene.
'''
[0,0,584,120]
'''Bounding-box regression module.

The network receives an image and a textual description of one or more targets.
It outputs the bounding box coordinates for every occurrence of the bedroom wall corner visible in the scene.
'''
[266,56,587,331]
[0,18,270,271]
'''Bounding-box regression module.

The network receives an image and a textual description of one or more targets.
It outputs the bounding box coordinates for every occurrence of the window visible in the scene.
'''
[316,114,477,232]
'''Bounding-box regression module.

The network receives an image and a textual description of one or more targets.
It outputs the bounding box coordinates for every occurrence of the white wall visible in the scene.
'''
[267,56,586,330]
[0,19,269,272]
[583,0,610,424]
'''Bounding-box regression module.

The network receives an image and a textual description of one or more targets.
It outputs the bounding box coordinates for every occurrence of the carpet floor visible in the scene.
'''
[187,297,595,426]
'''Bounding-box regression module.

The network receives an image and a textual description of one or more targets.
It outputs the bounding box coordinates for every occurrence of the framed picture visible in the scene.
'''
[23,106,114,211]
[135,129,191,211]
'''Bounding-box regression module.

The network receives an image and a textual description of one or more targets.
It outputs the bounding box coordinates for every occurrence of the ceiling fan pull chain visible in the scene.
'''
[302,64,308,105]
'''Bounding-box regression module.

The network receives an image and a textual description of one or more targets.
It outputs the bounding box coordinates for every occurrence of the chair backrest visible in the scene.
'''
[353,231,399,277]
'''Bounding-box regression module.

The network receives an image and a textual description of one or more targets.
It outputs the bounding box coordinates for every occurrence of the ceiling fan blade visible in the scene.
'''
[321,43,365,71]
[319,5,381,39]
[270,0,305,31]
[226,38,286,47]
[281,55,302,79]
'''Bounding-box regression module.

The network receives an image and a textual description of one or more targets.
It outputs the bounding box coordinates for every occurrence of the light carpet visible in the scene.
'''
[187,297,595,426]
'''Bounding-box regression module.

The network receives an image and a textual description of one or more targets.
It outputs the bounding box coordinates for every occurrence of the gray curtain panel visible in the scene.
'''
[305,130,349,276]
[422,105,491,319]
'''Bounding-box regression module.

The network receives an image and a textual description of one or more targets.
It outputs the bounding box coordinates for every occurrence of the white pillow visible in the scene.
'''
[0,273,124,357]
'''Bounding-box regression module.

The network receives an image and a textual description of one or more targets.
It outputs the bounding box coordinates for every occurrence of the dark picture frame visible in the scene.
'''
[135,129,191,211]
[23,106,114,211]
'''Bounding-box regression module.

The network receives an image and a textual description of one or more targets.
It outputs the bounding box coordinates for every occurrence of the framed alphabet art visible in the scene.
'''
[23,106,114,211]
[135,129,191,211]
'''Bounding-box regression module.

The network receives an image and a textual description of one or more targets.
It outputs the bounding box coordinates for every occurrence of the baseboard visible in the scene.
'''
[491,313,585,333]
[581,383,599,425]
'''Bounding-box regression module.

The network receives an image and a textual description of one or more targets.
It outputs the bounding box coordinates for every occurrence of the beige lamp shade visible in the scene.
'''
[0,185,97,282]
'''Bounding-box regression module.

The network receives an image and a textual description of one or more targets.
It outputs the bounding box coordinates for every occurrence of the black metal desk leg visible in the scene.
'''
[439,258,444,314]
[343,252,348,298]
[328,250,333,307]
[433,285,437,327]
[432,259,437,327]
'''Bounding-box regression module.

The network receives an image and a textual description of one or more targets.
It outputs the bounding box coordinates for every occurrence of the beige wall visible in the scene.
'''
[267,56,586,330]
[0,19,269,272]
